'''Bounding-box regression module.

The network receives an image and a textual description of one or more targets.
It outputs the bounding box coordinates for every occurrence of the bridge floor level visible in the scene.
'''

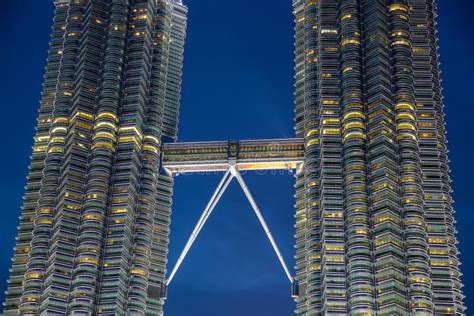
[162,138,305,174]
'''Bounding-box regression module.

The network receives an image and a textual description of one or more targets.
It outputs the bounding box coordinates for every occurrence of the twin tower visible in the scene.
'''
[3,0,465,315]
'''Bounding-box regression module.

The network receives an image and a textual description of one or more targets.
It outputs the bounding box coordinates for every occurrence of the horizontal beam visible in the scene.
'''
[162,138,304,174]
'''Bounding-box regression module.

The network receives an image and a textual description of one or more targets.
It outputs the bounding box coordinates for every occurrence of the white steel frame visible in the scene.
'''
[166,163,295,287]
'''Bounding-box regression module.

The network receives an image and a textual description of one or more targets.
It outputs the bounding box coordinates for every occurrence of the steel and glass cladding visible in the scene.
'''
[2,0,186,315]
[2,0,466,315]
[292,0,464,314]
[162,139,305,173]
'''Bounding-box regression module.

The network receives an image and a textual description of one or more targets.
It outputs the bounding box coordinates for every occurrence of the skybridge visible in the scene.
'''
[162,138,305,174]
[159,138,305,299]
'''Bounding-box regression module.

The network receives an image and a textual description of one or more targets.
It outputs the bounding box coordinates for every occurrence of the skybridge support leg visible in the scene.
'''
[230,166,294,284]
[166,169,233,286]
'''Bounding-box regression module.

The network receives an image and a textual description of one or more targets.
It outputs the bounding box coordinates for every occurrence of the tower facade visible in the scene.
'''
[292,0,465,314]
[3,0,186,315]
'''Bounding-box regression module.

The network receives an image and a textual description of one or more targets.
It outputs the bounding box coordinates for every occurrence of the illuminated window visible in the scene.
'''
[321,29,338,35]
[341,38,360,46]
[341,14,352,20]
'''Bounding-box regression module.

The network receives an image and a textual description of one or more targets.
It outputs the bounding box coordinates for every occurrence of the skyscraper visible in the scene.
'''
[3,0,187,314]
[2,0,466,315]
[292,0,465,314]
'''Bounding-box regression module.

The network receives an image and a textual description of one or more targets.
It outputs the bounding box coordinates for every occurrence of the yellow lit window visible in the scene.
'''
[306,139,319,147]
[38,208,52,214]
[33,145,48,152]
[50,137,65,144]
[343,112,364,121]
[343,132,365,142]
[75,121,92,130]
[409,276,429,284]
[144,135,160,144]
[399,133,416,141]
[326,256,344,263]
[428,238,447,244]
[321,29,338,35]
[305,129,318,137]
[84,214,102,221]
[93,142,114,150]
[343,66,353,73]
[308,264,321,271]
[396,113,415,121]
[131,268,146,276]
[94,132,116,141]
[326,245,344,251]
[97,112,118,121]
[132,14,148,21]
[392,40,410,47]
[389,4,408,12]
[111,208,127,214]
[72,111,94,121]
[322,128,340,136]
[54,117,69,125]
[79,257,99,265]
[322,99,338,105]
[48,146,64,154]
[26,272,42,280]
[143,145,159,154]
[341,14,352,20]
[397,123,416,131]
[326,212,343,218]
[341,38,360,46]
[343,121,364,130]
[37,219,53,225]
[429,249,448,255]
[308,181,319,187]
[322,118,340,125]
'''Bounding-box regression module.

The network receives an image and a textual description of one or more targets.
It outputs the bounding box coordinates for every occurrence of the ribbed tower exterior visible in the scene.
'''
[293,0,464,315]
[2,0,186,315]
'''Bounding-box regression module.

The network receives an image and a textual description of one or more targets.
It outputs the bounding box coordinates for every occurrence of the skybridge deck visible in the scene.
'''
[162,138,305,174]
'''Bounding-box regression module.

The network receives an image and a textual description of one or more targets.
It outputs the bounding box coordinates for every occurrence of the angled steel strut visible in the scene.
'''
[166,166,294,288]
[230,166,294,284]
[166,169,233,286]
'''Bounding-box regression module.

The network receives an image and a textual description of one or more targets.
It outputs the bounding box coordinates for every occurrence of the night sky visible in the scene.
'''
[0,1,472,315]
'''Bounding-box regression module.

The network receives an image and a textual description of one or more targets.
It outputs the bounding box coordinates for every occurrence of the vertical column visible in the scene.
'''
[126,0,169,313]
[39,1,108,314]
[2,2,68,314]
[389,1,434,313]
[68,1,129,314]
[292,1,309,315]
[146,2,187,314]
[318,1,347,314]
[97,0,155,313]
[300,0,323,313]
[339,0,375,314]
[410,0,465,314]
[21,1,85,314]
[296,0,348,314]
[161,1,188,141]
[361,0,407,314]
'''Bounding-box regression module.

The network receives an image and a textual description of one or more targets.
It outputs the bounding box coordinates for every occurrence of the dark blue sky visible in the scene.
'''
[0,1,472,315]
